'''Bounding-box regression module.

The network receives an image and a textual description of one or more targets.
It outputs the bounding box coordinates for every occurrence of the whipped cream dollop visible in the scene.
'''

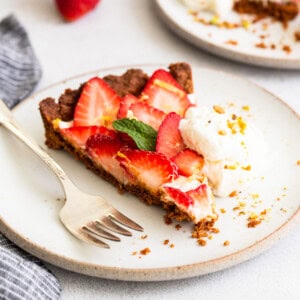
[180,105,266,197]
[181,0,234,15]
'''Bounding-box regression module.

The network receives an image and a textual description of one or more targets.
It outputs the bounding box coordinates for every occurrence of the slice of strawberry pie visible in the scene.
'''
[39,63,217,235]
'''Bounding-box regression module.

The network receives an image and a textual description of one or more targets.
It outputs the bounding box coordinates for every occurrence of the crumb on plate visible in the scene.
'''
[282,45,292,54]
[198,239,207,247]
[140,248,151,255]
[225,40,238,46]
[223,240,230,246]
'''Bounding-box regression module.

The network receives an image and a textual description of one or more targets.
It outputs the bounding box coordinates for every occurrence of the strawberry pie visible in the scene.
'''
[39,63,218,237]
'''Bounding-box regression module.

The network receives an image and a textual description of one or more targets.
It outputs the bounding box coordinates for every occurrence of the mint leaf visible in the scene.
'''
[113,118,157,151]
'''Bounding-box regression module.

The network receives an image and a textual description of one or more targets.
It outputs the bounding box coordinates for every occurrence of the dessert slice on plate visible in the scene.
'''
[39,63,218,238]
[182,0,299,23]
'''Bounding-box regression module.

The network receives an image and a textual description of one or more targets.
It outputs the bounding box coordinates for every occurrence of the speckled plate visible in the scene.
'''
[0,64,299,281]
[155,0,300,69]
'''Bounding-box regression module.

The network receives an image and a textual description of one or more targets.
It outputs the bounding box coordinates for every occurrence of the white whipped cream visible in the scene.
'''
[181,0,234,15]
[180,105,266,197]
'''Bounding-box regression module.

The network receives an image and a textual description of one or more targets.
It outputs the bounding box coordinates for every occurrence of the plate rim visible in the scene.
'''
[154,0,300,69]
[0,64,299,281]
[0,209,299,281]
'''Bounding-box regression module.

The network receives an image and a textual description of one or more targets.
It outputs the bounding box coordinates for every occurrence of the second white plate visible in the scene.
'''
[155,0,300,69]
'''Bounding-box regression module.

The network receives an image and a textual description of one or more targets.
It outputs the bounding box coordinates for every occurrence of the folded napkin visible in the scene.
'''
[0,15,61,299]
[0,14,42,108]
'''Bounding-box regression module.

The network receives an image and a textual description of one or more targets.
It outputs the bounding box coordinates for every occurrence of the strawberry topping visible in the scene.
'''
[117,149,178,194]
[60,125,116,148]
[172,149,204,177]
[86,134,132,184]
[163,186,194,207]
[130,101,166,130]
[156,112,185,158]
[187,184,210,204]
[163,183,210,208]
[117,94,139,119]
[141,69,191,117]
[73,77,121,128]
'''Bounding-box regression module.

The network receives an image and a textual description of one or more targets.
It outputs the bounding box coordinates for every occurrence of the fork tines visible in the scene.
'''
[81,210,143,248]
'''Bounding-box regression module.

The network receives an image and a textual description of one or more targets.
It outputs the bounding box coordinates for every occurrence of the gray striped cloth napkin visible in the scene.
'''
[0,15,62,299]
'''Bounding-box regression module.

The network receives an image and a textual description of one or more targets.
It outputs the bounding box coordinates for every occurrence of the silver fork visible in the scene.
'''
[0,99,143,248]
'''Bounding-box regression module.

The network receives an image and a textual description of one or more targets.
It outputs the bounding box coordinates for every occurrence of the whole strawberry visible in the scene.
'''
[55,0,100,22]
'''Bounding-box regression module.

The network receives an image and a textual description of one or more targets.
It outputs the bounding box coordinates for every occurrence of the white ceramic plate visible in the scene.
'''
[0,65,299,281]
[155,0,300,69]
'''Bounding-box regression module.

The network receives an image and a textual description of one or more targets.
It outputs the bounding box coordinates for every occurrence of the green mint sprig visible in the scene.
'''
[112,118,157,151]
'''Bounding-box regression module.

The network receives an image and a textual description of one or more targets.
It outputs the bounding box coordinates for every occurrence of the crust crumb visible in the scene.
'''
[229,190,238,198]
[282,45,292,54]
[140,248,151,255]
[220,208,226,214]
[255,42,267,49]
[198,239,207,246]
[223,240,230,246]
[225,40,238,46]
[247,219,261,228]
[175,224,182,231]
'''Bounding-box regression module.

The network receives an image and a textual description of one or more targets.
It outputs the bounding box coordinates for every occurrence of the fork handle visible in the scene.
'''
[0,100,70,187]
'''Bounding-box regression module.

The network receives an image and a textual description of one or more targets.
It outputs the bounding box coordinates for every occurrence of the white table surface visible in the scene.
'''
[1,0,300,299]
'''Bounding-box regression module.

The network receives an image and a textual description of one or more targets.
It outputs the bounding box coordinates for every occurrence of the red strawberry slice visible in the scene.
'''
[116,132,137,149]
[172,149,204,177]
[86,134,132,185]
[156,112,185,158]
[141,69,191,117]
[187,184,210,204]
[117,94,139,119]
[130,101,166,130]
[117,149,178,194]
[163,186,194,207]
[73,77,121,128]
[60,125,116,148]
[55,0,100,22]
[163,183,210,208]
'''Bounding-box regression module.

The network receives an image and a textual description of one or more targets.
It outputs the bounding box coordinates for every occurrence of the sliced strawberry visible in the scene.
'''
[141,69,191,117]
[59,125,116,148]
[130,101,166,130]
[116,132,137,149]
[163,186,194,207]
[86,134,132,185]
[144,69,184,91]
[156,112,185,158]
[117,94,139,119]
[163,183,210,209]
[117,149,178,194]
[73,77,121,128]
[172,149,204,177]
[187,184,210,204]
